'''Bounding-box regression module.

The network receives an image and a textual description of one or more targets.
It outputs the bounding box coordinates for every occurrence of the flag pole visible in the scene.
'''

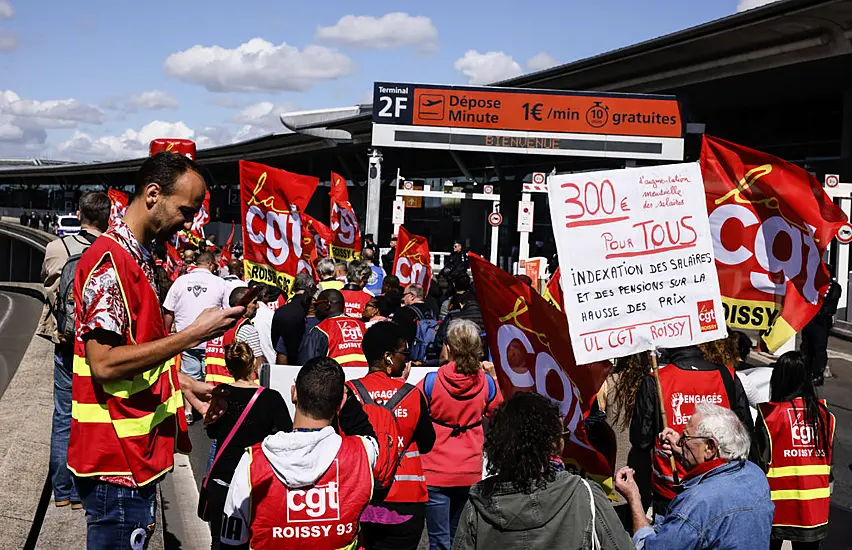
[649,349,679,485]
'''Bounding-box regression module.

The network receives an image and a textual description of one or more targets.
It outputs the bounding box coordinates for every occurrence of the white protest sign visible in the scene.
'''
[548,162,726,363]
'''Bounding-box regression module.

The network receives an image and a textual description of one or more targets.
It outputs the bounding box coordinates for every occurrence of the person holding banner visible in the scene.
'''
[616,404,773,550]
[629,345,754,517]
[454,392,633,550]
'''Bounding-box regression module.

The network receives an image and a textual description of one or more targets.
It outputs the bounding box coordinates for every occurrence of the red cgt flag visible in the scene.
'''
[701,136,847,351]
[107,189,129,225]
[301,213,333,280]
[163,241,182,281]
[240,161,318,296]
[469,253,614,493]
[329,171,362,263]
[219,222,235,269]
[541,267,565,311]
[393,226,432,293]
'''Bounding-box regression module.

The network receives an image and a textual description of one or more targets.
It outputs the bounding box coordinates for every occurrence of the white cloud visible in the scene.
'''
[737,0,779,11]
[127,90,179,111]
[0,90,106,124]
[0,121,22,141]
[526,52,560,72]
[57,120,197,161]
[454,50,523,85]
[0,1,13,20]
[0,28,16,51]
[316,13,437,51]
[233,101,296,131]
[164,38,354,93]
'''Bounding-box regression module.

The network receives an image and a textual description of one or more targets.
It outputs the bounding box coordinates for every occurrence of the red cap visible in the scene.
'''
[149,138,197,160]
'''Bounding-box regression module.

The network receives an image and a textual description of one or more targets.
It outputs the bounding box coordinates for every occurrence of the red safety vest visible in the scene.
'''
[205,318,250,386]
[247,436,373,549]
[341,290,371,319]
[347,372,428,503]
[69,234,191,486]
[652,364,733,500]
[759,398,835,529]
[316,316,368,367]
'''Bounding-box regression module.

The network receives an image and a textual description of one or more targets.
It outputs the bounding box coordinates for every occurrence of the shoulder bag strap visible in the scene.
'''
[203,386,265,488]
[385,383,415,410]
[716,364,737,408]
[581,478,601,550]
[350,379,374,406]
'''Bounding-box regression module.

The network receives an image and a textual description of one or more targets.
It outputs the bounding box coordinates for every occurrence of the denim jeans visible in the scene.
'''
[76,477,158,550]
[181,348,206,381]
[49,345,78,503]
[425,485,470,550]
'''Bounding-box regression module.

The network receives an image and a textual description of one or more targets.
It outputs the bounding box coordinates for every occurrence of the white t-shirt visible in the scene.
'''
[163,268,231,349]
[252,303,277,364]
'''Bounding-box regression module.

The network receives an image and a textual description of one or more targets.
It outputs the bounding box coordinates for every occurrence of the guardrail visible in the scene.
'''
[0,220,54,284]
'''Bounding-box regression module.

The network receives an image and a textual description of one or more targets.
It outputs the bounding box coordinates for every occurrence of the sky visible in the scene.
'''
[0,0,779,162]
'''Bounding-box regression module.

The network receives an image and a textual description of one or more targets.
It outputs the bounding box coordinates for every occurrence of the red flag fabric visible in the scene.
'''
[219,222,235,269]
[240,161,318,296]
[329,172,362,262]
[301,213,333,279]
[469,253,614,493]
[107,189,129,224]
[392,226,432,293]
[542,267,565,311]
[701,136,847,351]
[163,242,182,281]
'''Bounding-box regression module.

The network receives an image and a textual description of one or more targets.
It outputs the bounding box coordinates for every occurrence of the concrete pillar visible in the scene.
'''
[366,150,382,240]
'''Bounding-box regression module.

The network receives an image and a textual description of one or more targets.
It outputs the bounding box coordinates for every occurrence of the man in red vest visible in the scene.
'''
[347,321,435,550]
[297,289,367,367]
[628,345,754,518]
[220,357,379,549]
[72,152,243,548]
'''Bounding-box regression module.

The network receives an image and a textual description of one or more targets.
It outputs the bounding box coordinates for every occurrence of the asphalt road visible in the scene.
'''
[0,290,43,399]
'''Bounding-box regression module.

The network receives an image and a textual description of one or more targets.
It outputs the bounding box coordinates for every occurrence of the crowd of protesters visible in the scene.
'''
[40,152,838,550]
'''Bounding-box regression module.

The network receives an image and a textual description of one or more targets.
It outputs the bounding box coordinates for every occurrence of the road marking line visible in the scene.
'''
[170,452,211,548]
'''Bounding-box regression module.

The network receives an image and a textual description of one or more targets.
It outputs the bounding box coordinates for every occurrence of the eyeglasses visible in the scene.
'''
[313,299,329,307]
[394,348,411,359]
[677,434,715,448]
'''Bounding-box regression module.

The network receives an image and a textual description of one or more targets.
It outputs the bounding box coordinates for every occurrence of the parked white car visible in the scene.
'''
[55,215,81,237]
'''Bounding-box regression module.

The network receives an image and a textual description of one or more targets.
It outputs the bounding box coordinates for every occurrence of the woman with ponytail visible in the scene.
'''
[202,342,292,549]
[754,351,835,549]
[416,319,503,550]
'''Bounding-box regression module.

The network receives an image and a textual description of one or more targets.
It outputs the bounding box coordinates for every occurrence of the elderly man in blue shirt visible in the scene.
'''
[615,403,774,549]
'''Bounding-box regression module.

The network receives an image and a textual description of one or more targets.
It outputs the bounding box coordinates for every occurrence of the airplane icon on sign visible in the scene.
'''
[418,94,445,120]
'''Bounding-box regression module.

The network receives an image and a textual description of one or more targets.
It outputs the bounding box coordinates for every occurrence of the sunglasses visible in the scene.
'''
[394,348,411,359]
[313,299,329,307]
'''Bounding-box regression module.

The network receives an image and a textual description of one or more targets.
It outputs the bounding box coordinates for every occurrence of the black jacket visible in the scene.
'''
[442,251,468,282]
[381,246,396,274]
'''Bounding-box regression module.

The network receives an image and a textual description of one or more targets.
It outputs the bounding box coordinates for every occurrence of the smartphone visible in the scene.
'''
[237,286,261,307]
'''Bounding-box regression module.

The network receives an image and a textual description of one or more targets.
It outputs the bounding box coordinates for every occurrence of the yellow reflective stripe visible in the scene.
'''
[767,465,831,478]
[206,356,226,366]
[72,393,182,439]
[335,354,367,364]
[73,355,174,399]
[206,374,235,384]
[771,488,831,500]
[72,400,111,422]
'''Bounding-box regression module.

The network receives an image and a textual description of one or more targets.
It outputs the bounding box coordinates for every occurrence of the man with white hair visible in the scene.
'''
[615,403,774,549]
[316,257,343,293]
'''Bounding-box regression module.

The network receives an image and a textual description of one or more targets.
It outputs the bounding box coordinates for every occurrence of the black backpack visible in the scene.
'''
[55,232,97,343]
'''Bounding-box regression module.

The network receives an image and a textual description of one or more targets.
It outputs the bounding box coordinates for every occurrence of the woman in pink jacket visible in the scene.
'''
[416,319,502,550]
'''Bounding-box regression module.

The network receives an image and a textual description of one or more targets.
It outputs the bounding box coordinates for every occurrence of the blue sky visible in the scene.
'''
[0,0,775,161]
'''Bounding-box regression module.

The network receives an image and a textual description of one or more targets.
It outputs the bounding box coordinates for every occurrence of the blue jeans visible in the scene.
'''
[425,485,470,550]
[76,477,158,550]
[49,346,78,502]
[181,348,206,381]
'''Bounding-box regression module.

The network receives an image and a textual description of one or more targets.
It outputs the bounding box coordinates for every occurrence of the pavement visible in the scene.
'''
[0,290,42,399]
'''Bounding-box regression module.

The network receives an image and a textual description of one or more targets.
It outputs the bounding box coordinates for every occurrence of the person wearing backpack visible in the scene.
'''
[394,284,442,366]
[416,319,503,550]
[347,322,436,550]
[41,191,110,510]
